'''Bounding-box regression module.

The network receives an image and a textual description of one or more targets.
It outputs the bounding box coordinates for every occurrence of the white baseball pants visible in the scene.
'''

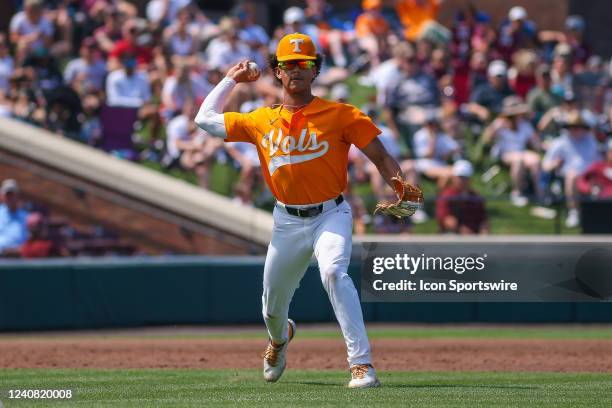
[262,198,372,366]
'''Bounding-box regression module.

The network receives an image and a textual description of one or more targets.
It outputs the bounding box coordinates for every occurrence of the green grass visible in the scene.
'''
[5,325,611,341]
[1,369,611,407]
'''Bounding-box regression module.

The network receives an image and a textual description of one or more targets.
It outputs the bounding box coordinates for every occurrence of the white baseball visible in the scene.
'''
[247,61,260,79]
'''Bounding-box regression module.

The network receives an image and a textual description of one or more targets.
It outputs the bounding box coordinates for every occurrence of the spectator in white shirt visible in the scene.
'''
[483,96,543,207]
[105,52,151,109]
[0,179,29,256]
[368,42,409,106]
[236,2,269,48]
[205,17,253,72]
[165,100,221,187]
[234,1,269,69]
[162,6,199,62]
[161,61,212,121]
[147,0,192,28]
[9,0,54,64]
[412,114,461,188]
[543,110,601,228]
[63,38,107,95]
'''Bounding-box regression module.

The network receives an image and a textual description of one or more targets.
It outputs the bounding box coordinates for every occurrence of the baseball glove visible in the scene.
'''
[374,175,424,218]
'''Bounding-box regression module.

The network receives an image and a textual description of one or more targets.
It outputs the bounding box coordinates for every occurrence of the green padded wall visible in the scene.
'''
[0,257,609,331]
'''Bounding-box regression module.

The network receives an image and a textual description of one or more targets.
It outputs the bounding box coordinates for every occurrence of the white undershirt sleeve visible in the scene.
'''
[194,76,236,139]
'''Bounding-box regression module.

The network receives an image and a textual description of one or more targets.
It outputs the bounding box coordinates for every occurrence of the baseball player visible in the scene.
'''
[195,33,420,388]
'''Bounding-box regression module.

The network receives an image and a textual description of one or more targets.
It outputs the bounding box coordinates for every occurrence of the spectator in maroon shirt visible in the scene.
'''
[436,160,489,234]
[577,138,612,199]
[508,49,537,99]
[20,212,67,258]
[453,50,487,106]
[450,4,494,60]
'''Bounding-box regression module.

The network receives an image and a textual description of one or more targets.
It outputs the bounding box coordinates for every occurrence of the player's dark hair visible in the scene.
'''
[267,53,324,85]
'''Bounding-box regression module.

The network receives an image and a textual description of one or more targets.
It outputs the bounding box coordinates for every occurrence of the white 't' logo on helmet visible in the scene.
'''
[289,38,304,52]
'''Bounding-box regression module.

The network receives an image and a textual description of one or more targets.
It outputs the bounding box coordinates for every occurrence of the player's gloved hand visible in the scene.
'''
[226,60,260,83]
[373,174,424,218]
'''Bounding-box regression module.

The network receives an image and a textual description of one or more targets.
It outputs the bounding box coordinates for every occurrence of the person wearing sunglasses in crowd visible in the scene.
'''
[194,33,409,388]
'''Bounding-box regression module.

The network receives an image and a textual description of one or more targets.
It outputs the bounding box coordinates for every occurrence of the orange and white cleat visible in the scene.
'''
[348,364,381,388]
[263,319,296,382]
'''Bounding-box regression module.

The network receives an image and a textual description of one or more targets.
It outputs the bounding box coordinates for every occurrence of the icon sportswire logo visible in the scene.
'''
[261,128,329,174]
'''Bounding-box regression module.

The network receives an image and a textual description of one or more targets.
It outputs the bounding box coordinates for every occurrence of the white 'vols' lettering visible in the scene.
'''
[261,128,329,174]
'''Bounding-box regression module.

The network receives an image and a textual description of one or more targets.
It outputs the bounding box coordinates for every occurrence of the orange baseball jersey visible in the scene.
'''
[224,97,380,205]
[396,0,440,41]
[355,12,390,38]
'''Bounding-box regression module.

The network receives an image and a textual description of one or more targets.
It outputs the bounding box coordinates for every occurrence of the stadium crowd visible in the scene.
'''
[0,179,136,257]
[1,0,612,253]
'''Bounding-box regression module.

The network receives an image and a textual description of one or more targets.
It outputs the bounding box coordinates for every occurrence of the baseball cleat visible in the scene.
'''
[348,364,381,388]
[263,319,296,382]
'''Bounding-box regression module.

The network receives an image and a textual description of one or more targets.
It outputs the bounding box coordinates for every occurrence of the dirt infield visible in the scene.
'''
[2,337,612,372]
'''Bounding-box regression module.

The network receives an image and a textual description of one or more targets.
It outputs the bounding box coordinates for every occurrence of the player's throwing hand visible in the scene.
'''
[227,60,260,83]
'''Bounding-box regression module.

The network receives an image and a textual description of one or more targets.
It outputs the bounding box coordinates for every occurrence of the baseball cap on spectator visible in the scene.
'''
[206,59,223,72]
[392,42,415,59]
[563,110,590,128]
[1,179,19,195]
[513,49,538,71]
[284,7,305,25]
[24,0,43,6]
[362,0,382,10]
[425,109,440,124]
[554,43,573,58]
[487,60,507,77]
[586,55,602,70]
[536,64,551,77]
[565,15,585,32]
[276,33,317,61]
[453,160,474,178]
[508,6,527,21]
[218,17,237,36]
[563,90,577,103]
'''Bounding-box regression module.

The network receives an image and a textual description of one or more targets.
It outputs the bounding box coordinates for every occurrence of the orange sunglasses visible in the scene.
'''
[277,60,316,70]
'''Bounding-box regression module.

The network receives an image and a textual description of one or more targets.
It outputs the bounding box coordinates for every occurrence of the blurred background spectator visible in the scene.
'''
[469,59,514,122]
[435,160,489,234]
[483,96,543,207]
[542,110,601,227]
[0,179,29,256]
[576,138,612,200]
[20,212,69,258]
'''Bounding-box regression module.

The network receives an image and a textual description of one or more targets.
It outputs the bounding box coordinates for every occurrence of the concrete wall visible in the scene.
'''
[0,117,273,255]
